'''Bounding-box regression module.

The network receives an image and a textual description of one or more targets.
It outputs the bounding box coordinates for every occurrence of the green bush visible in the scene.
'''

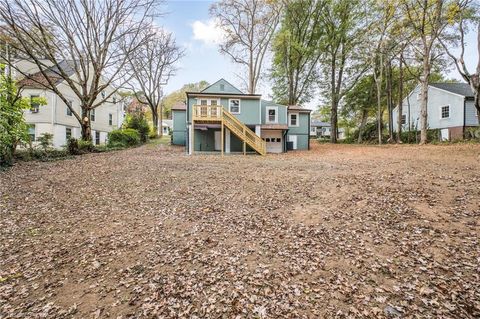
[108,129,140,147]
[78,140,95,153]
[124,114,150,143]
[66,138,80,155]
[465,127,480,140]
[37,133,53,150]
[15,148,69,162]
[66,138,94,155]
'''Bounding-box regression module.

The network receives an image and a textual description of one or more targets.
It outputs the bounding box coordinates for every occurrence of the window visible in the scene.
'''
[210,100,218,106]
[95,131,100,145]
[90,109,95,122]
[28,124,35,142]
[266,107,278,123]
[113,97,117,104]
[276,138,281,143]
[30,95,40,113]
[310,127,316,133]
[66,101,73,116]
[229,99,240,114]
[266,138,271,142]
[101,91,106,99]
[66,127,72,140]
[401,114,406,125]
[220,84,225,91]
[200,99,208,105]
[289,113,298,126]
[109,113,113,126]
[441,106,450,119]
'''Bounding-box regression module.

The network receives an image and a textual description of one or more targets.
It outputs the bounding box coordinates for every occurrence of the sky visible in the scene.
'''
[159,0,478,110]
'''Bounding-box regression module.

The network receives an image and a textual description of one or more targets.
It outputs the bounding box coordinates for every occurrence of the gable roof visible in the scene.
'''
[311,119,330,127]
[288,105,312,113]
[200,78,244,94]
[171,101,186,111]
[430,83,473,98]
[17,60,76,89]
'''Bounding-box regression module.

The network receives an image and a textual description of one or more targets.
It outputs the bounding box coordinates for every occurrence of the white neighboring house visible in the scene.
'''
[393,83,479,141]
[161,120,172,135]
[15,60,125,148]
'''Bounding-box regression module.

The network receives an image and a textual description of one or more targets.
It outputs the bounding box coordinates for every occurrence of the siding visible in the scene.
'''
[261,100,287,125]
[393,85,467,131]
[287,112,310,150]
[465,100,479,126]
[201,79,243,94]
[172,110,187,145]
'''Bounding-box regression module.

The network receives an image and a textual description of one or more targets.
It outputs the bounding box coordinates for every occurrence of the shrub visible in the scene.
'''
[108,129,140,147]
[124,114,150,143]
[78,140,95,153]
[465,127,480,140]
[66,138,80,155]
[37,133,53,150]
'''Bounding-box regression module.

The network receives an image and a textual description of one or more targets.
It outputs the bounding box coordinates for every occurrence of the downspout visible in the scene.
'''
[308,113,311,150]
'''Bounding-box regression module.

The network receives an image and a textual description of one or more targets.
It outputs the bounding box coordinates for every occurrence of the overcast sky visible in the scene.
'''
[161,0,478,110]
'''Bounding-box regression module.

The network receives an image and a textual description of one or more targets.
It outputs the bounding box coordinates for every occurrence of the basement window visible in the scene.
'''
[441,106,450,119]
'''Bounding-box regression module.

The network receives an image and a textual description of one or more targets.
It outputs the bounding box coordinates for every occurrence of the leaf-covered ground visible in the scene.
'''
[1,143,479,318]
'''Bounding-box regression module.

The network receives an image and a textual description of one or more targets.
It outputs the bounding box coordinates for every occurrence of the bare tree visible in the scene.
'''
[126,29,184,137]
[440,0,480,117]
[401,0,450,144]
[0,0,161,141]
[210,0,282,94]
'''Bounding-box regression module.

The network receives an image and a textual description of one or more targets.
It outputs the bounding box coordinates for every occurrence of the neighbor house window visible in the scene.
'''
[66,127,72,140]
[441,105,450,119]
[289,113,298,126]
[66,100,73,116]
[401,114,406,125]
[90,109,95,122]
[229,99,240,114]
[266,107,278,123]
[28,124,35,142]
[109,113,113,126]
[30,95,40,113]
[95,131,100,145]
[310,127,316,133]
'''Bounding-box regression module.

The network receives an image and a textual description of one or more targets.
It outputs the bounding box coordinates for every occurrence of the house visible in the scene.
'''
[393,83,479,140]
[161,120,173,135]
[171,79,311,154]
[310,120,331,138]
[15,60,125,148]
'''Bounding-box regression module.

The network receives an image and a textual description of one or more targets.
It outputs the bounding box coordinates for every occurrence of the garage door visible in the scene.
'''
[262,130,283,153]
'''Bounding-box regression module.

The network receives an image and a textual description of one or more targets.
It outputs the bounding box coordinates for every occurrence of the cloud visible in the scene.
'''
[191,18,225,46]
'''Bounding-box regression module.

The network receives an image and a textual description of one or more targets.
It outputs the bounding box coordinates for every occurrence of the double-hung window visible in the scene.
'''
[90,109,96,122]
[266,107,278,123]
[109,113,113,126]
[441,106,450,119]
[229,99,240,114]
[401,114,406,125]
[28,124,36,142]
[289,113,299,127]
[66,127,72,140]
[66,100,73,116]
[95,131,100,145]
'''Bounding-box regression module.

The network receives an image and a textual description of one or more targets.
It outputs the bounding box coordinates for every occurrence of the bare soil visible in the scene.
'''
[1,143,479,318]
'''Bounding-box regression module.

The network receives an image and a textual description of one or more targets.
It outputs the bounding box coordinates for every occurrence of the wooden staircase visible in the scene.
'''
[192,105,266,155]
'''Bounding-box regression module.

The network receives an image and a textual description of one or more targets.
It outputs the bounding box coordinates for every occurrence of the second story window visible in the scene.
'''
[441,106,450,119]
[229,99,240,114]
[210,100,218,106]
[113,97,117,104]
[289,113,298,126]
[30,95,40,113]
[200,99,208,105]
[109,113,113,126]
[266,107,278,123]
[66,100,73,116]
[90,109,96,122]
[101,91,106,99]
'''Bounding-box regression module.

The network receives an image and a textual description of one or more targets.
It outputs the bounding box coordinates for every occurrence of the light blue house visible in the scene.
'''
[393,83,478,140]
[171,79,311,154]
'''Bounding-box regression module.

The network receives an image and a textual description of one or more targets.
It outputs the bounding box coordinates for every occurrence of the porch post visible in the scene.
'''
[221,120,224,156]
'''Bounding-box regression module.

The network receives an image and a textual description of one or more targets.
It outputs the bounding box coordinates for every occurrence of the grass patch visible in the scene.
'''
[148,135,170,147]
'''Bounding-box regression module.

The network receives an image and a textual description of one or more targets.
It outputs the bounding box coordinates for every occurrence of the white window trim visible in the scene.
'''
[401,114,407,125]
[289,112,299,127]
[196,98,220,106]
[229,99,241,114]
[266,106,278,124]
[440,105,450,119]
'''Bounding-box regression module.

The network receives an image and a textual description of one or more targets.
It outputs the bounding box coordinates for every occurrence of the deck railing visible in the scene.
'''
[191,104,266,155]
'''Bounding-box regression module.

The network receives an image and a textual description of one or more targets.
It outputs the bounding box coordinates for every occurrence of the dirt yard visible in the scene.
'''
[1,143,479,318]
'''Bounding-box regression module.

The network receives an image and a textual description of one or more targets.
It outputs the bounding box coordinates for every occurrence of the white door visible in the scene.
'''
[440,129,449,141]
[288,135,298,150]
[214,131,222,151]
[262,130,282,153]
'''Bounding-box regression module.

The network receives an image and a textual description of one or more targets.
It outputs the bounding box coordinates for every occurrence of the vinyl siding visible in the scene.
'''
[201,79,243,94]
[287,112,310,150]
[465,100,479,126]
[172,110,187,145]
[261,100,287,125]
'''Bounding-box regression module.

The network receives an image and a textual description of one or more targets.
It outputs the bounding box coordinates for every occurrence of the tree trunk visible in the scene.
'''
[375,76,382,145]
[81,109,92,141]
[419,53,430,144]
[386,61,394,142]
[159,104,163,138]
[357,108,368,143]
[330,58,337,144]
[396,54,404,143]
[152,109,159,138]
